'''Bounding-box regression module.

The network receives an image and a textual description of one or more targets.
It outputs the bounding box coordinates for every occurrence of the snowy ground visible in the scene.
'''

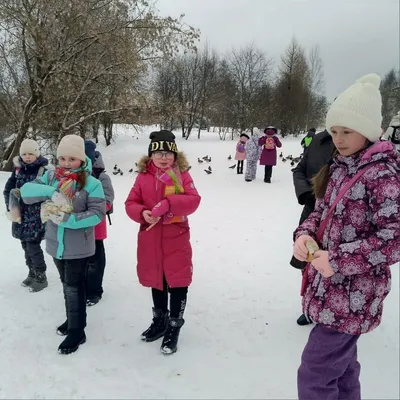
[0,126,398,400]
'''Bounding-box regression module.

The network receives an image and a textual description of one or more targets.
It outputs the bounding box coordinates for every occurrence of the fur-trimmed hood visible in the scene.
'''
[137,151,190,173]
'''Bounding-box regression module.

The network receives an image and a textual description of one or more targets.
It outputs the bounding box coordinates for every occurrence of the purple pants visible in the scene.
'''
[298,324,361,400]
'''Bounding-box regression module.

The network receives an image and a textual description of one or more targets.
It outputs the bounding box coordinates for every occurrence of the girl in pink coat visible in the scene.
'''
[293,74,400,400]
[234,133,249,174]
[125,130,201,354]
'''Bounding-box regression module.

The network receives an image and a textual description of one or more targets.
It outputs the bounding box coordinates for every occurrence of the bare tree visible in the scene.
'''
[0,0,199,170]
[227,44,272,133]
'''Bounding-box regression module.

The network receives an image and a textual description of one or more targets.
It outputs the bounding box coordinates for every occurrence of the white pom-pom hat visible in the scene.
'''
[325,73,383,142]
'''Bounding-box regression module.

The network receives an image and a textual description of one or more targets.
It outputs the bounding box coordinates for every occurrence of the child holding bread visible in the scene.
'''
[21,135,106,355]
[3,139,49,292]
[125,130,201,355]
[292,74,400,399]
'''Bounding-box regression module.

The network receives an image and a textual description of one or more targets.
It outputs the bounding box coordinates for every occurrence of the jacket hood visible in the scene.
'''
[137,151,190,173]
[93,151,105,170]
[334,140,400,173]
[13,155,48,169]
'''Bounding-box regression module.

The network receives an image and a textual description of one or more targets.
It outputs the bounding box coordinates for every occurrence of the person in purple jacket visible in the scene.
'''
[258,126,282,183]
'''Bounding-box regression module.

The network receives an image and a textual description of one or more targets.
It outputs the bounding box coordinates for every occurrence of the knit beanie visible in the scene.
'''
[57,135,86,162]
[325,73,383,142]
[20,139,40,158]
[84,140,97,164]
[264,126,277,135]
[148,130,178,157]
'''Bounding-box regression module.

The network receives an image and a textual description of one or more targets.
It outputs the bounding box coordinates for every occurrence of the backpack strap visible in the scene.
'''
[316,161,379,242]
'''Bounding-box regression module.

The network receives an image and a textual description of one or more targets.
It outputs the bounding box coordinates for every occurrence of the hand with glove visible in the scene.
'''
[299,191,315,209]
[47,210,67,225]
[311,250,334,278]
[151,199,170,218]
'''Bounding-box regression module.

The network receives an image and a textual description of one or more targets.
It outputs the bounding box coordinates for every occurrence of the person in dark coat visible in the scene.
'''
[291,129,335,325]
[3,139,49,292]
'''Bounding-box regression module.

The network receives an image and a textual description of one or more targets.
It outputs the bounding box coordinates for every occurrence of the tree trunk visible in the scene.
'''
[105,120,114,146]
[92,117,100,143]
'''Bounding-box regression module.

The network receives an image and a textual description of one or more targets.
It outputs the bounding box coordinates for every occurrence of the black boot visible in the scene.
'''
[141,308,169,342]
[56,320,68,336]
[297,313,312,326]
[29,271,48,292]
[58,329,86,354]
[161,317,185,354]
[21,268,35,287]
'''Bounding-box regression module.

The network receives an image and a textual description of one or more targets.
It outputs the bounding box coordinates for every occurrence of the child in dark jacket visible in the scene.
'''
[3,139,49,292]
[84,140,115,306]
[293,74,400,400]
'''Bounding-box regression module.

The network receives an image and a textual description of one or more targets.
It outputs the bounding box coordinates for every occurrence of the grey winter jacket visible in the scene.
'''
[20,158,106,260]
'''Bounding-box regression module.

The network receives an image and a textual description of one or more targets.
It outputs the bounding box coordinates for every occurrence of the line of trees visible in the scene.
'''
[152,38,328,140]
[0,0,398,170]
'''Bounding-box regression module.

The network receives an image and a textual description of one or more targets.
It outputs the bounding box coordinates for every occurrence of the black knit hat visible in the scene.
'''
[240,133,250,140]
[148,130,178,157]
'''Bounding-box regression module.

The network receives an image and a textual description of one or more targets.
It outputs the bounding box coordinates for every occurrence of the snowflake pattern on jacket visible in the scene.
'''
[294,141,400,335]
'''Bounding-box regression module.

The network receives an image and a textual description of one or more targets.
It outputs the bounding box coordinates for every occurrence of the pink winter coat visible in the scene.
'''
[258,134,282,166]
[294,141,400,335]
[125,152,201,290]
[235,139,247,161]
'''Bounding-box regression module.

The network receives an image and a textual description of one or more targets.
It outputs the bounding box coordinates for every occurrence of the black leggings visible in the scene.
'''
[237,160,244,174]
[152,276,188,318]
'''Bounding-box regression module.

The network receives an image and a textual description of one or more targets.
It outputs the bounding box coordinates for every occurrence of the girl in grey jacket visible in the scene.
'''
[21,135,106,355]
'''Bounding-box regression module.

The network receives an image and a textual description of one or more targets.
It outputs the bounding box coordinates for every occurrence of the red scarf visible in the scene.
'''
[55,166,79,199]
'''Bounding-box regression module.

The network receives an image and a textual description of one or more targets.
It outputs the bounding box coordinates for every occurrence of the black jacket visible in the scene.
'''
[292,130,334,222]
[290,130,334,270]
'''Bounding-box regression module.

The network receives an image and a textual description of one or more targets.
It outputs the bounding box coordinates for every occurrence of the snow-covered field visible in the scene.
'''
[0,126,398,399]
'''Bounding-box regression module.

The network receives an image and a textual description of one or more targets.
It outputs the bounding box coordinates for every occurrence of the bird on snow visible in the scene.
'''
[202,155,209,160]
[198,158,204,164]
[113,164,118,171]
[205,156,211,162]
[120,171,124,176]
[279,152,283,158]
[282,158,287,163]
[208,166,212,172]
[128,168,133,173]
[229,164,236,169]
[290,161,295,167]
[187,166,192,171]
[112,171,119,175]
[228,155,232,160]
[204,169,212,175]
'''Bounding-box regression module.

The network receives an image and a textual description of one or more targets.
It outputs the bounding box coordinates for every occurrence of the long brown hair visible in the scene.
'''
[312,149,338,199]
[77,169,87,191]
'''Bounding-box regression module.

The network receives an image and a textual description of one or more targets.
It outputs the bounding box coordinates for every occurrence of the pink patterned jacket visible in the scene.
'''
[294,141,400,335]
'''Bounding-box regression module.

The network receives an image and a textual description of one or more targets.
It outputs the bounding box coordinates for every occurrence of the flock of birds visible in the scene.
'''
[110,151,304,177]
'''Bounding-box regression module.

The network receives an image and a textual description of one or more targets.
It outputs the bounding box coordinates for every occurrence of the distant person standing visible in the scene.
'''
[301,128,316,153]
[245,128,262,182]
[235,134,249,175]
[382,110,400,151]
[258,126,282,183]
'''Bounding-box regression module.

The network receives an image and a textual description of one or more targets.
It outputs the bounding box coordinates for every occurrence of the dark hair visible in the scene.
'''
[312,152,337,198]
[77,169,87,191]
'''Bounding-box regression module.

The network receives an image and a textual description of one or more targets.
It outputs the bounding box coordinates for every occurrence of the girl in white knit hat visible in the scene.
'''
[292,74,400,399]
[3,139,49,291]
[21,134,106,355]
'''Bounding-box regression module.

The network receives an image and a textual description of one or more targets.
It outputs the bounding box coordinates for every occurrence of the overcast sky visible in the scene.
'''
[155,0,399,101]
